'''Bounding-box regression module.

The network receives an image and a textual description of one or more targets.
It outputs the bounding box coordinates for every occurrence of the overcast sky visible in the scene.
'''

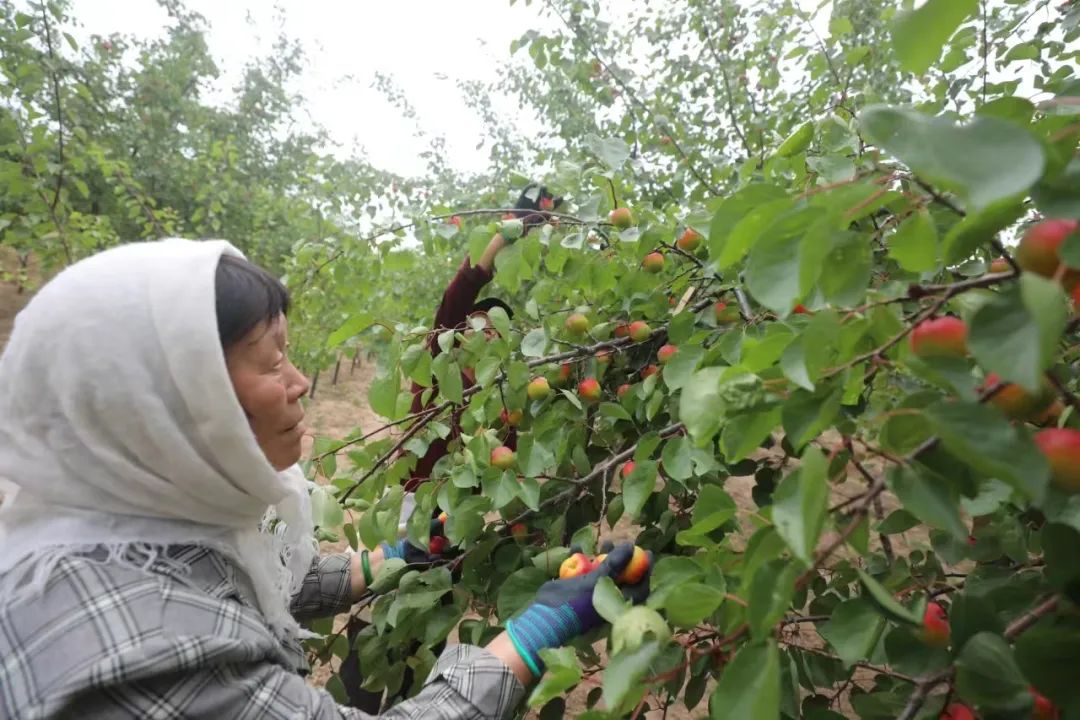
[72,0,563,177]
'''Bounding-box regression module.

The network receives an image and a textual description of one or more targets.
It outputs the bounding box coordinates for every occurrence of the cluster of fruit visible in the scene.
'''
[922,603,1058,719]
[907,218,1080,493]
[558,545,650,583]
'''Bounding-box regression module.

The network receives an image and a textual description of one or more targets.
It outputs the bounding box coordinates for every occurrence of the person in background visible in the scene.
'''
[403,184,562,492]
[0,239,646,720]
[340,185,562,712]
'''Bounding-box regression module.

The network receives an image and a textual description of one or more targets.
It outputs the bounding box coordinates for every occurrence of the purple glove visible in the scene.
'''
[505,543,652,677]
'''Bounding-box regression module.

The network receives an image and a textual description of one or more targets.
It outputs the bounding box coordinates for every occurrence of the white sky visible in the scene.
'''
[64,1,1060,185]
[71,0,560,177]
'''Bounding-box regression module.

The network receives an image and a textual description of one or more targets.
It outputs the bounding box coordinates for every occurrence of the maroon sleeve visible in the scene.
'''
[428,256,493,354]
[403,256,493,490]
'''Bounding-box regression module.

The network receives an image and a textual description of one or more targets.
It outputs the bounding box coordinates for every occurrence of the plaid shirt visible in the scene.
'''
[0,545,524,719]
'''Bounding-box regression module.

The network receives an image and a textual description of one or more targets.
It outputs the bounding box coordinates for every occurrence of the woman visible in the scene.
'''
[0,239,648,719]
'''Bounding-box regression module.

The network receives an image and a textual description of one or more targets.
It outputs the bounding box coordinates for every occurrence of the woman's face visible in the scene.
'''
[225,313,310,470]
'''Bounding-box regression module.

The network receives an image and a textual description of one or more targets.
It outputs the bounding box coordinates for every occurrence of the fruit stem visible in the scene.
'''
[1046,372,1080,415]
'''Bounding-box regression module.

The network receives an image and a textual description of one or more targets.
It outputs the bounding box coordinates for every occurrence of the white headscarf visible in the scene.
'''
[0,238,316,644]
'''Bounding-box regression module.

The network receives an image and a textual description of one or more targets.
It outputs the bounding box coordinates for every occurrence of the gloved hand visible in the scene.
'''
[504,543,652,677]
[511,183,563,234]
[379,517,454,565]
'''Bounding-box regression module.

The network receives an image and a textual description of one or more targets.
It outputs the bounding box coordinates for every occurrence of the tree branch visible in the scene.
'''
[897,594,1060,719]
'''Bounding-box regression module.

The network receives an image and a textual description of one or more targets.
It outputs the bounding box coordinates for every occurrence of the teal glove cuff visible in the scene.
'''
[505,621,543,677]
[504,603,583,678]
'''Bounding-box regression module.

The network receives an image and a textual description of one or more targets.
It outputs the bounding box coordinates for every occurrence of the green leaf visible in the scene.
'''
[819,599,887,668]
[888,209,939,271]
[664,582,725,627]
[520,328,548,357]
[1042,523,1080,587]
[776,122,813,157]
[968,275,1067,393]
[771,447,829,565]
[892,0,978,74]
[603,640,663,710]
[961,479,1013,517]
[327,313,373,348]
[709,187,791,269]
[611,606,671,655]
[830,16,853,37]
[708,641,780,720]
[368,371,400,419]
[647,556,705,609]
[599,402,632,422]
[746,207,824,313]
[943,199,1025,265]
[369,558,408,594]
[879,392,938,455]
[888,465,968,541]
[531,547,572,576]
[860,106,1045,211]
[311,486,344,529]
[1061,227,1080,269]
[497,567,548,619]
[679,367,726,442]
[977,97,1037,125]
[748,560,800,637]
[949,594,1003,653]
[1015,627,1080,709]
[622,460,657,518]
[584,134,631,170]
[856,569,920,626]
[925,400,1049,502]
[721,407,783,462]
[487,306,511,340]
[660,436,693,481]
[592,576,629,623]
[876,509,922,534]
[661,344,704,391]
[781,387,842,450]
[716,198,794,270]
[391,567,452,614]
[401,344,432,386]
[1004,41,1039,63]
[820,232,871,307]
[529,648,582,707]
[517,434,555,479]
[325,674,349,704]
[433,358,463,404]
[955,632,1030,711]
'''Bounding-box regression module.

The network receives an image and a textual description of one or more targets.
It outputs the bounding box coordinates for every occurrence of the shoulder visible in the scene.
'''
[0,546,287,718]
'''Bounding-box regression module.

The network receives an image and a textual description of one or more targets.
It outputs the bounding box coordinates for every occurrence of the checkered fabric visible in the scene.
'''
[0,545,524,719]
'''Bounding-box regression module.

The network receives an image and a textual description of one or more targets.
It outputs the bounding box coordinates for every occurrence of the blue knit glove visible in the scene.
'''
[379,517,452,564]
[505,543,652,677]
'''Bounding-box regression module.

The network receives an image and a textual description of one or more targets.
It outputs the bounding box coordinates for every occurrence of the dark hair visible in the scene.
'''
[215,254,291,349]
[471,297,514,320]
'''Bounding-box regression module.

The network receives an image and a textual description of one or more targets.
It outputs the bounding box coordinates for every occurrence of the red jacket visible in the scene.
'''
[403,257,516,490]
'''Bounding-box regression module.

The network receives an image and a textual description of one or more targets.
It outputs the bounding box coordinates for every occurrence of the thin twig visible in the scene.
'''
[702,25,753,160]
[539,0,721,195]
[39,2,64,215]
